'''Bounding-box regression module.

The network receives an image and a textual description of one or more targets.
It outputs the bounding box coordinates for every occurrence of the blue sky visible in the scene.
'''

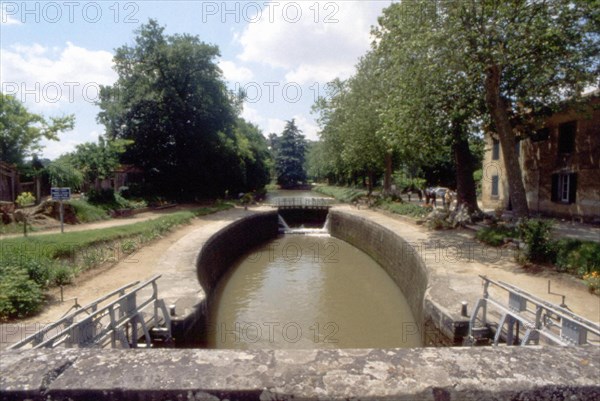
[1,1,391,159]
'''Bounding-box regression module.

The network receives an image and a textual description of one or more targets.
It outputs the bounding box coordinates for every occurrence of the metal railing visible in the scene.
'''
[468,275,600,346]
[271,197,332,209]
[9,275,171,349]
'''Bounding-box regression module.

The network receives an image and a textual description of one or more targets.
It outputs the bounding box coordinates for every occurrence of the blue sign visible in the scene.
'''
[51,187,71,201]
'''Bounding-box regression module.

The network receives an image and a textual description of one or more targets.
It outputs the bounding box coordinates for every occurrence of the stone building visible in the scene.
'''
[481,92,600,222]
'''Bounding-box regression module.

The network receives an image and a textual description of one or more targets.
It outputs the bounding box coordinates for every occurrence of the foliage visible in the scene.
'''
[392,171,426,192]
[275,119,308,188]
[15,192,36,236]
[379,201,429,219]
[51,266,74,286]
[46,156,84,189]
[69,135,132,186]
[67,200,109,223]
[0,266,43,321]
[583,272,600,295]
[0,93,74,168]
[15,192,35,208]
[555,240,600,276]
[476,225,519,247]
[97,20,267,199]
[518,219,556,264]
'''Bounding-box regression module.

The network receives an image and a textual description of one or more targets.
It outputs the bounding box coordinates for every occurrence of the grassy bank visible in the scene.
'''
[0,202,233,320]
[313,185,367,203]
[314,185,429,219]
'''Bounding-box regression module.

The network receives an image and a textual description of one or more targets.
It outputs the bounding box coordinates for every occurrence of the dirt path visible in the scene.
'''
[0,205,200,240]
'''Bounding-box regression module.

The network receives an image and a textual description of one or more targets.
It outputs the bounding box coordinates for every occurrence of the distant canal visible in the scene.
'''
[207,233,421,349]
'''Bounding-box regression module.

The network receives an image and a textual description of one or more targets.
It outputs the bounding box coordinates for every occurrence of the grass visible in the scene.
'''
[313,185,367,203]
[67,199,109,223]
[0,201,233,320]
[378,200,429,219]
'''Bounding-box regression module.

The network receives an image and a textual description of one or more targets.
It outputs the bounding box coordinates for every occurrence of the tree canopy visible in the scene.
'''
[97,19,268,199]
[274,119,308,188]
[0,93,74,168]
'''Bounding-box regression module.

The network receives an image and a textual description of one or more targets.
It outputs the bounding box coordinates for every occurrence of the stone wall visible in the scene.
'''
[2,346,598,400]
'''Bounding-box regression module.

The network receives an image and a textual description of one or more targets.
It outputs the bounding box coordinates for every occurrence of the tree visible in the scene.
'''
[97,20,249,199]
[46,156,83,189]
[374,1,484,216]
[275,120,307,188]
[0,93,74,167]
[69,135,132,189]
[444,0,598,217]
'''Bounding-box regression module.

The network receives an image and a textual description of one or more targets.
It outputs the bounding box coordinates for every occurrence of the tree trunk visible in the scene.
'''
[383,152,393,194]
[484,65,529,218]
[367,169,374,196]
[452,121,480,214]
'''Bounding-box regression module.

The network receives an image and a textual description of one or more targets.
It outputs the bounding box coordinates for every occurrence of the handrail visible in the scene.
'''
[8,280,141,349]
[9,275,169,350]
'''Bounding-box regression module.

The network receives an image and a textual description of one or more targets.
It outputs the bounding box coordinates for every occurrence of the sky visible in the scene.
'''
[1,0,392,160]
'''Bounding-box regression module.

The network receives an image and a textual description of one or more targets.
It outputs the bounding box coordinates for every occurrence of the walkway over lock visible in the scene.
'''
[270,197,332,210]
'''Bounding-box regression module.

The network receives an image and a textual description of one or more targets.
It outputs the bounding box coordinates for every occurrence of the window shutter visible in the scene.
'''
[568,173,577,204]
[551,174,558,202]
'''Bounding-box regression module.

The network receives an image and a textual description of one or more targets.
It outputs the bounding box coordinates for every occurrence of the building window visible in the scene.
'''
[492,139,500,160]
[558,121,576,154]
[551,173,577,204]
[491,175,499,197]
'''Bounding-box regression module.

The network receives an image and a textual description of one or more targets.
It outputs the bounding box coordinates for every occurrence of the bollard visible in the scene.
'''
[461,301,468,317]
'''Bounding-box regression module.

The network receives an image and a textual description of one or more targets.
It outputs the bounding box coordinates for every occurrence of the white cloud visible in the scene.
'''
[218,59,254,82]
[292,114,319,141]
[266,118,286,136]
[1,42,117,159]
[237,1,388,84]
[0,42,116,109]
[241,104,265,125]
[0,3,22,25]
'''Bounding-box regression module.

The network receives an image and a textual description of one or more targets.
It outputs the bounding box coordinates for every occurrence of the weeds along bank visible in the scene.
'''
[0,204,232,321]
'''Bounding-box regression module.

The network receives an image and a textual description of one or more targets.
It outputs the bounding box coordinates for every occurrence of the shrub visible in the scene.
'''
[0,267,43,320]
[555,238,584,272]
[52,266,74,286]
[68,200,108,223]
[87,188,116,204]
[476,225,519,247]
[559,242,600,276]
[518,219,556,263]
[583,272,600,294]
[22,258,53,288]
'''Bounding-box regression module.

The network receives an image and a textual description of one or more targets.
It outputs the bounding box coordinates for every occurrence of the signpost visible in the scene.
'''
[51,187,71,233]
